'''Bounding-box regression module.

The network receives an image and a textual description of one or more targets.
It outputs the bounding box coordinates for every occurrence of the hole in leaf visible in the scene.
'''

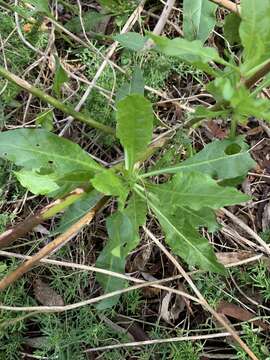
[224,143,241,155]
[48,160,54,165]
[36,143,40,147]
[3,152,7,156]
[123,242,127,248]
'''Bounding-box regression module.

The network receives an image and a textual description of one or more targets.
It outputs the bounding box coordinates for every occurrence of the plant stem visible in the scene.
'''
[210,0,240,14]
[0,189,85,249]
[229,114,238,139]
[0,197,108,292]
[245,60,270,89]
[0,66,115,135]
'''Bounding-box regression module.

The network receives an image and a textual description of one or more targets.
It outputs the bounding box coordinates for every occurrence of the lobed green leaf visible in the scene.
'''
[91,169,129,208]
[35,110,53,131]
[175,206,218,233]
[64,11,107,33]
[148,198,225,273]
[55,190,103,234]
[114,32,148,51]
[148,33,226,76]
[142,137,255,180]
[53,56,69,98]
[96,194,147,309]
[147,172,249,211]
[23,0,50,15]
[224,13,241,45]
[115,67,145,103]
[0,129,101,196]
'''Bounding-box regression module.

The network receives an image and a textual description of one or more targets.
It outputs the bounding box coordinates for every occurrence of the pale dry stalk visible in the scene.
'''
[143,227,259,360]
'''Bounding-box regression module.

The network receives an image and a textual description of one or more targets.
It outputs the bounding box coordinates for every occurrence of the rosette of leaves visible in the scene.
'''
[0,86,255,309]
[3,0,268,307]
[85,92,254,309]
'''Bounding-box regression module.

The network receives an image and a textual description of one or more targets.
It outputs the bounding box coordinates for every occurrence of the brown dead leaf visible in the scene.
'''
[159,285,186,323]
[33,279,64,306]
[115,314,150,341]
[160,292,174,323]
[178,283,193,315]
[33,224,50,235]
[217,300,270,331]
[242,178,253,196]
[141,273,161,298]
[216,251,256,265]
[99,315,133,340]
[206,120,228,139]
[127,244,153,272]
[48,54,56,73]
[246,126,263,136]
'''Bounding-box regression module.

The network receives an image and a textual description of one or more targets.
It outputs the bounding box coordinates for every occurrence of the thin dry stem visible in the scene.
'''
[143,227,259,360]
[0,276,200,312]
[0,188,85,249]
[59,0,146,135]
[0,197,108,292]
[210,0,240,14]
[0,249,197,300]
[85,330,257,352]
[221,208,270,256]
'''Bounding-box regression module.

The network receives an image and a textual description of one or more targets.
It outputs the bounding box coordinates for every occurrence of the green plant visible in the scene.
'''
[122,289,142,315]
[237,261,270,302]
[2,0,270,312]
[0,88,254,307]
[183,0,218,42]
[146,328,202,359]
[116,0,270,138]
[235,324,270,360]
[97,0,139,14]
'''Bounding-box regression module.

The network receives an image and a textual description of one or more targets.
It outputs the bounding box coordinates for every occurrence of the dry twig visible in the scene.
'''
[0,197,108,292]
[210,0,240,14]
[143,227,259,360]
[221,207,270,256]
[85,330,258,352]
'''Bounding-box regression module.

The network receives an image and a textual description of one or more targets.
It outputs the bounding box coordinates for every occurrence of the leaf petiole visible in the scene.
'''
[229,114,238,139]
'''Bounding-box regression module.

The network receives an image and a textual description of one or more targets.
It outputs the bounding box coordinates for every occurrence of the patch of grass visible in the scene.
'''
[0,260,35,360]
[146,328,202,359]
[49,267,91,303]
[122,289,143,315]
[34,308,129,359]
[260,228,270,243]
[193,272,231,308]
[0,162,27,205]
[235,323,270,360]
[0,260,130,359]
[0,213,14,233]
[236,261,270,302]
[0,11,48,121]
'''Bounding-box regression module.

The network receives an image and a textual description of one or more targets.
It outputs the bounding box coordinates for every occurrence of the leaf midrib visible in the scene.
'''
[148,185,242,200]
[142,151,251,178]
[2,143,98,171]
